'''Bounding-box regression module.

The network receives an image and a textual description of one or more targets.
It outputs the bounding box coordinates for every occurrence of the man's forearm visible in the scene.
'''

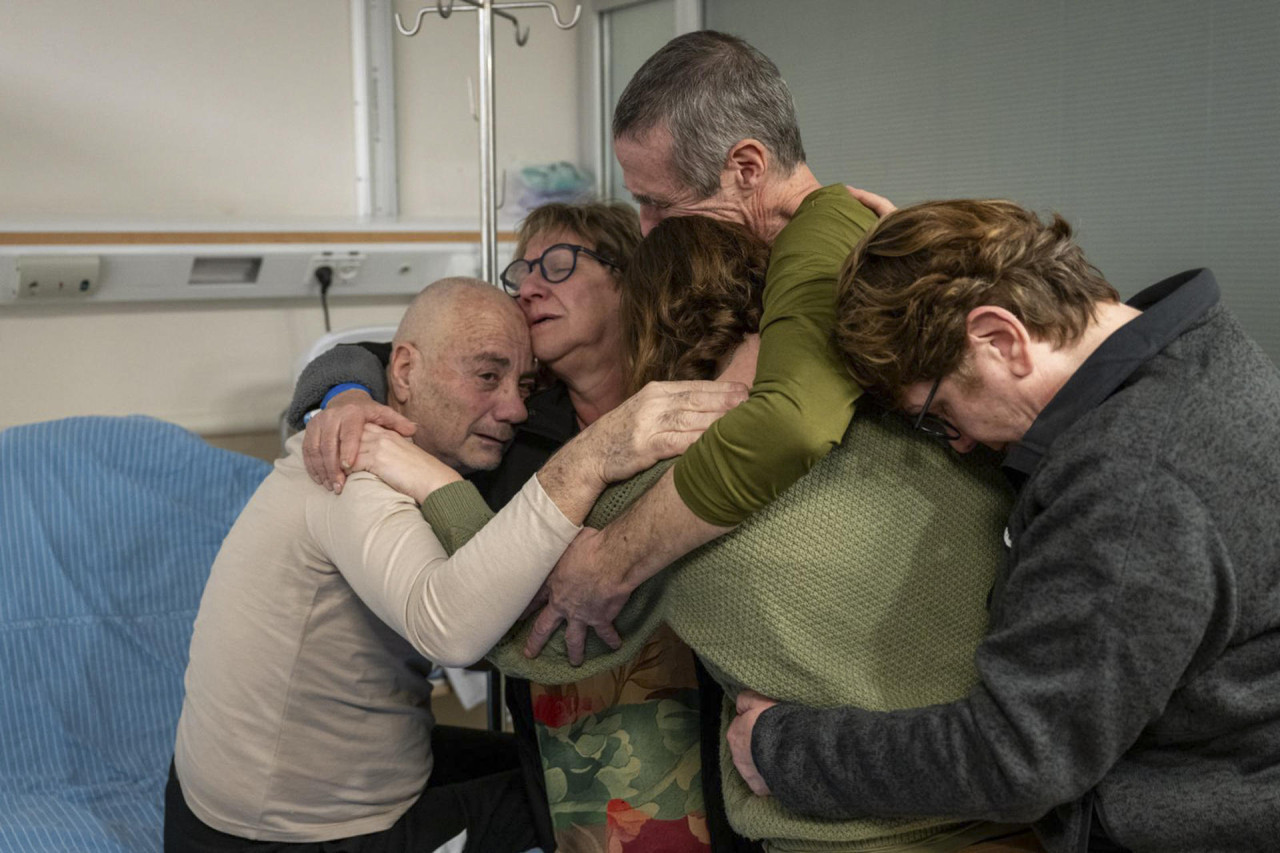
[536,441,612,525]
[599,468,730,590]
[753,696,1056,823]
[285,343,389,429]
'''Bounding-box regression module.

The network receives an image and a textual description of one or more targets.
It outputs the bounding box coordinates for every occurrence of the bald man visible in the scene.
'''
[167,279,741,853]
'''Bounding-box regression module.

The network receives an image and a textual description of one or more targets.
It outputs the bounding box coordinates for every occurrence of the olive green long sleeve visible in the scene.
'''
[671,185,877,526]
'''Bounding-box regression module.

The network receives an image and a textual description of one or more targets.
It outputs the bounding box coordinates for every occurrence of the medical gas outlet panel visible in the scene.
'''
[0,236,513,305]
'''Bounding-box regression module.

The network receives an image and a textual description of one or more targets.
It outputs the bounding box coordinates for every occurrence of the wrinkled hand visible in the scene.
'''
[348,424,460,503]
[524,528,630,665]
[580,379,748,486]
[727,689,779,797]
[303,389,415,493]
[845,185,897,218]
[519,582,550,621]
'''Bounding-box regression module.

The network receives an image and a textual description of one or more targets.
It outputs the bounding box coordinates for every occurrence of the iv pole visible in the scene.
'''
[394,0,583,730]
[396,0,583,284]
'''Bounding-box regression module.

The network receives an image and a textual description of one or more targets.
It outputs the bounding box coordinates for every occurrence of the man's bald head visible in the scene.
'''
[394,277,524,355]
[388,277,534,474]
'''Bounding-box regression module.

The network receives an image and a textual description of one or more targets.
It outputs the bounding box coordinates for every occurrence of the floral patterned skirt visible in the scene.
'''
[530,624,710,853]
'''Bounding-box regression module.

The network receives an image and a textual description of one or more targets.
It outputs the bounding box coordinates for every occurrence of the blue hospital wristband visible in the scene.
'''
[321,382,371,409]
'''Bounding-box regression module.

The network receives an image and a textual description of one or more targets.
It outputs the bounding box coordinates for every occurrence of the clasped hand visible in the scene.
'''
[348,423,460,502]
[303,389,416,494]
[525,379,747,664]
[727,689,778,797]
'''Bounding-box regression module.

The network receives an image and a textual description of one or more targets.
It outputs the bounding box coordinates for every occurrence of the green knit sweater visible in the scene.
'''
[421,405,1013,850]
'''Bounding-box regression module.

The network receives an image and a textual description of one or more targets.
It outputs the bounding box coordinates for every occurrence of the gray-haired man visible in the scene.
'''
[528,30,880,666]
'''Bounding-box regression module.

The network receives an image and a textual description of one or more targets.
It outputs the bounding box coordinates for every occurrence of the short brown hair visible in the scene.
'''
[833,199,1119,401]
[621,216,770,394]
[515,201,641,275]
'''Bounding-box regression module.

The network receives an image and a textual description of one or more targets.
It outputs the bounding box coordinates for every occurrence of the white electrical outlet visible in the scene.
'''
[17,254,101,298]
[306,251,366,288]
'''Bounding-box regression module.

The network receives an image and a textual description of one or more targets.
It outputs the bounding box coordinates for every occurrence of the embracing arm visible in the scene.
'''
[289,342,414,491]
[740,464,1231,822]
[416,380,746,660]
[549,250,862,596]
[318,379,743,665]
[531,187,877,659]
[285,342,391,429]
[670,189,873,526]
[309,471,580,668]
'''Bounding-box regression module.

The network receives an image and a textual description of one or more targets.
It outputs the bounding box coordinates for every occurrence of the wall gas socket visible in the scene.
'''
[17,254,101,298]
[306,251,365,287]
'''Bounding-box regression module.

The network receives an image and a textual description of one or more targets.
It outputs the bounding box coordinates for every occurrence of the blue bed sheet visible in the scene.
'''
[0,417,270,853]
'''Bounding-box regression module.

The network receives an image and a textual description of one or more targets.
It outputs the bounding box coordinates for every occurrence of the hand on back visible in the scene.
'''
[845,185,897,218]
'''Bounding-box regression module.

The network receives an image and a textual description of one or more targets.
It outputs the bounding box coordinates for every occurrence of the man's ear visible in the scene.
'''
[724,139,769,192]
[966,306,1034,378]
[388,342,419,405]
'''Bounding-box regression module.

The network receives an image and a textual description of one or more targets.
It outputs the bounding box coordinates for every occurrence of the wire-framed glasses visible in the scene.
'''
[499,243,619,296]
[912,377,963,442]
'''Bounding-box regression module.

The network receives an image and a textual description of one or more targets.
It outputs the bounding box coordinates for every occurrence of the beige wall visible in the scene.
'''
[0,0,580,433]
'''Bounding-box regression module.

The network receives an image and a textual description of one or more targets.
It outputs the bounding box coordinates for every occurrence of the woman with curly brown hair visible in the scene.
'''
[621,216,770,395]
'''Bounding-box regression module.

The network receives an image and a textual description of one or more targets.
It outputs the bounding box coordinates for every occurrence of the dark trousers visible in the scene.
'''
[165,726,538,853]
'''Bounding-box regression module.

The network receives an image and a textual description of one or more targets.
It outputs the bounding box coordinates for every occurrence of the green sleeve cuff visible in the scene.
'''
[420,480,495,555]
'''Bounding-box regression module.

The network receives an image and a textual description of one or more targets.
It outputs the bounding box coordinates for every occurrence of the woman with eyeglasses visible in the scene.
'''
[496,204,719,853]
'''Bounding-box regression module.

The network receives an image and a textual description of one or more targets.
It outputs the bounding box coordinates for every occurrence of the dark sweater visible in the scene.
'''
[753,270,1280,853]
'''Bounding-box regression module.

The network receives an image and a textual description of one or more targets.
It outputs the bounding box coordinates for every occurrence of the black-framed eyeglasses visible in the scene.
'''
[499,243,620,296]
[912,377,963,442]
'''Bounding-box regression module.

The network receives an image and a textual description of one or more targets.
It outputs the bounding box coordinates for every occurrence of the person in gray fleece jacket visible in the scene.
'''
[726,199,1280,853]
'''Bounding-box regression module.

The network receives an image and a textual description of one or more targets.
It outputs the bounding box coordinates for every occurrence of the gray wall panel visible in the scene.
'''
[705,0,1280,362]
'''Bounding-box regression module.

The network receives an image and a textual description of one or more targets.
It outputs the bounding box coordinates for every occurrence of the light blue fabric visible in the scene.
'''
[0,416,270,853]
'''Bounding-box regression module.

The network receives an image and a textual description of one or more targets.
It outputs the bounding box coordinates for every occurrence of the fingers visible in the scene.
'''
[670,387,750,414]
[736,689,763,714]
[641,380,750,406]
[657,407,731,434]
[564,621,588,667]
[593,621,622,652]
[637,408,736,461]
[645,428,705,461]
[845,185,897,218]
[373,405,417,438]
[302,412,346,492]
[644,379,748,394]
[302,422,326,486]
[351,424,387,473]
[337,414,364,475]
[524,606,563,659]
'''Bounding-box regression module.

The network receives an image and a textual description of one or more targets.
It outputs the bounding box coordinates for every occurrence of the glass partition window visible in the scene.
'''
[599,0,677,203]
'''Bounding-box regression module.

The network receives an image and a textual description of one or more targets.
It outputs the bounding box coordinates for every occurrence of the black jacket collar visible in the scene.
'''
[1003,269,1220,479]
[520,381,579,443]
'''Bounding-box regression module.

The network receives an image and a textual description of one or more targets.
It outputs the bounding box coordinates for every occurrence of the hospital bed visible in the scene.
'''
[0,334,498,851]
[0,416,270,852]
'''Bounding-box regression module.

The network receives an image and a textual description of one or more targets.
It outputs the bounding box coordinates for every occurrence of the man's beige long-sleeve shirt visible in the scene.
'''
[175,433,578,842]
